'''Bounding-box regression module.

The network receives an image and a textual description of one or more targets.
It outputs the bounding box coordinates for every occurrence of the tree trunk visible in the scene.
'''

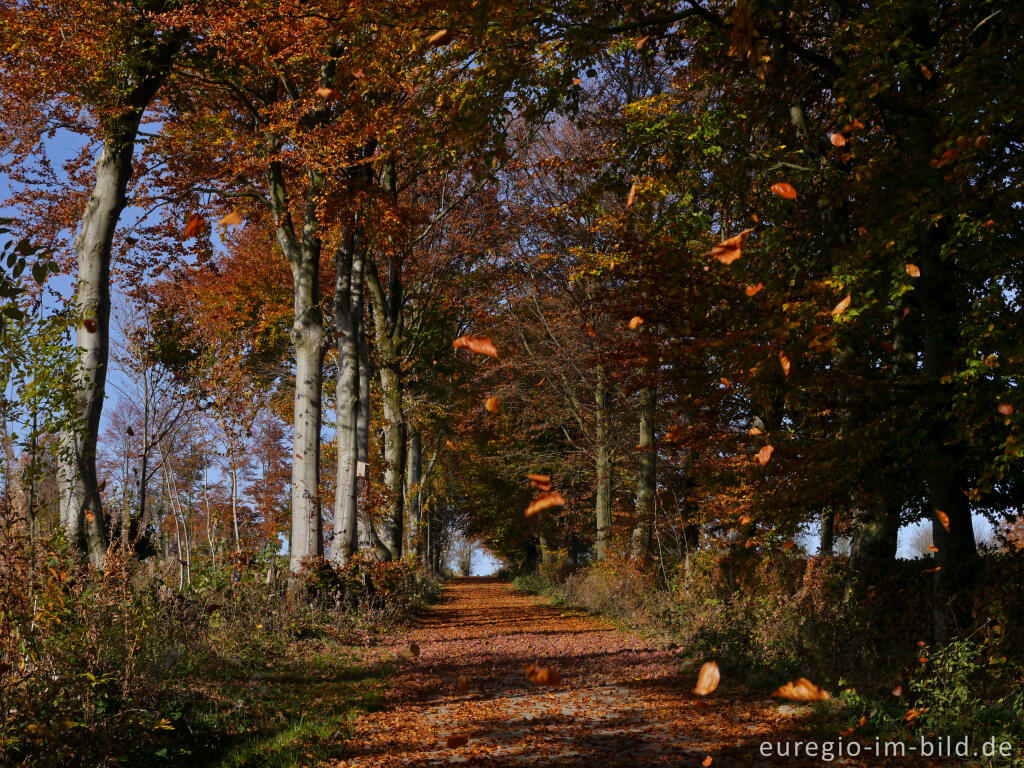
[57,124,144,568]
[405,426,422,561]
[328,227,364,565]
[593,367,612,561]
[630,385,656,559]
[819,509,835,555]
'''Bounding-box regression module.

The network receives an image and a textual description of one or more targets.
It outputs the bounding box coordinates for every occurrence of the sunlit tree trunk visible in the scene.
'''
[630,385,656,559]
[329,227,365,565]
[594,366,612,561]
[405,426,422,562]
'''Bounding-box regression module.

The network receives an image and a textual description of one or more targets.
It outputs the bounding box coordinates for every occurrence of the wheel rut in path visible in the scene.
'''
[332,577,869,767]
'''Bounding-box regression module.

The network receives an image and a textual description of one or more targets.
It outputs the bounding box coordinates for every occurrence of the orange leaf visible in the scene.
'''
[719,377,730,388]
[920,65,932,80]
[756,445,774,465]
[858,716,867,727]
[525,491,565,518]
[626,181,638,208]
[892,685,903,696]
[446,734,469,748]
[904,707,926,722]
[744,282,764,297]
[526,665,561,685]
[219,209,243,228]
[831,294,851,316]
[628,315,644,329]
[840,728,854,737]
[782,541,795,551]
[695,661,720,696]
[710,228,755,265]
[526,473,551,491]
[83,317,98,333]
[484,396,500,414]
[922,566,942,574]
[770,182,797,200]
[998,403,1013,416]
[779,350,791,377]
[636,35,651,50]
[585,322,596,337]
[665,424,683,443]
[315,86,340,100]
[453,334,498,358]
[773,677,830,701]
[738,514,752,526]
[927,545,939,552]
[935,509,950,531]
[748,427,762,436]
[445,440,456,450]
[409,642,420,657]
[703,757,713,767]
[184,213,207,239]
[829,133,847,147]
[905,263,921,278]
[428,29,453,46]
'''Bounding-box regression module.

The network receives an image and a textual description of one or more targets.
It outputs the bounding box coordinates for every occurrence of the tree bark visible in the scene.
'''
[630,385,656,559]
[266,163,327,574]
[328,226,364,565]
[593,366,612,561]
[405,426,422,561]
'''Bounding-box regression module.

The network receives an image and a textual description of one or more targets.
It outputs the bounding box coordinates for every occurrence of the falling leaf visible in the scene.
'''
[219,209,243,228]
[998,403,1013,416]
[83,317,98,333]
[935,509,950,531]
[840,728,854,737]
[748,427,762,436]
[719,377,730,388]
[773,677,830,701]
[738,514,752,526]
[525,491,565,518]
[710,228,755,265]
[920,65,932,80]
[525,664,561,685]
[745,283,764,297]
[526,473,551,491]
[695,661,720,696]
[536,378,546,387]
[445,440,456,450]
[484,396,500,414]
[572,77,582,85]
[927,545,939,552]
[184,213,207,239]
[703,757,713,767]
[84,511,96,524]
[779,350,791,377]
[428,29,453,46]
[636,35,651,50]
[626,181,638,208]
[756,445,774,465]
[892,685,903,696]
[858,716,867,727]
[446,734,469,748]
[315,86,339,100]
[628,315,644,329]
[770,182,797,200]
[409,642,420,657]
[829,133,847,147]
[922,566,942,573]
[905,263,921,278]
[453,334,498,358]
[782,541,795,551]
[831,294,851,316]
[904,707,926,722]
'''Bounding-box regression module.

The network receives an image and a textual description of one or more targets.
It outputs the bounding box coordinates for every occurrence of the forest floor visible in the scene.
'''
[330,578,901,767]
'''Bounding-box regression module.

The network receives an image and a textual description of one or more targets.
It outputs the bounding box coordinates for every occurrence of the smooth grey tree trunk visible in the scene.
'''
[630,385,656,559]
[328,228,364,565]
[594,367,612,561]
[365,257,404,561]
[405,426,422,560]
[57,128,140,568]
[266,163,327,573]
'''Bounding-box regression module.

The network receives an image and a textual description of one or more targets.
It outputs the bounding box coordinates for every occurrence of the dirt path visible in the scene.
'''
[332,578,843,767]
